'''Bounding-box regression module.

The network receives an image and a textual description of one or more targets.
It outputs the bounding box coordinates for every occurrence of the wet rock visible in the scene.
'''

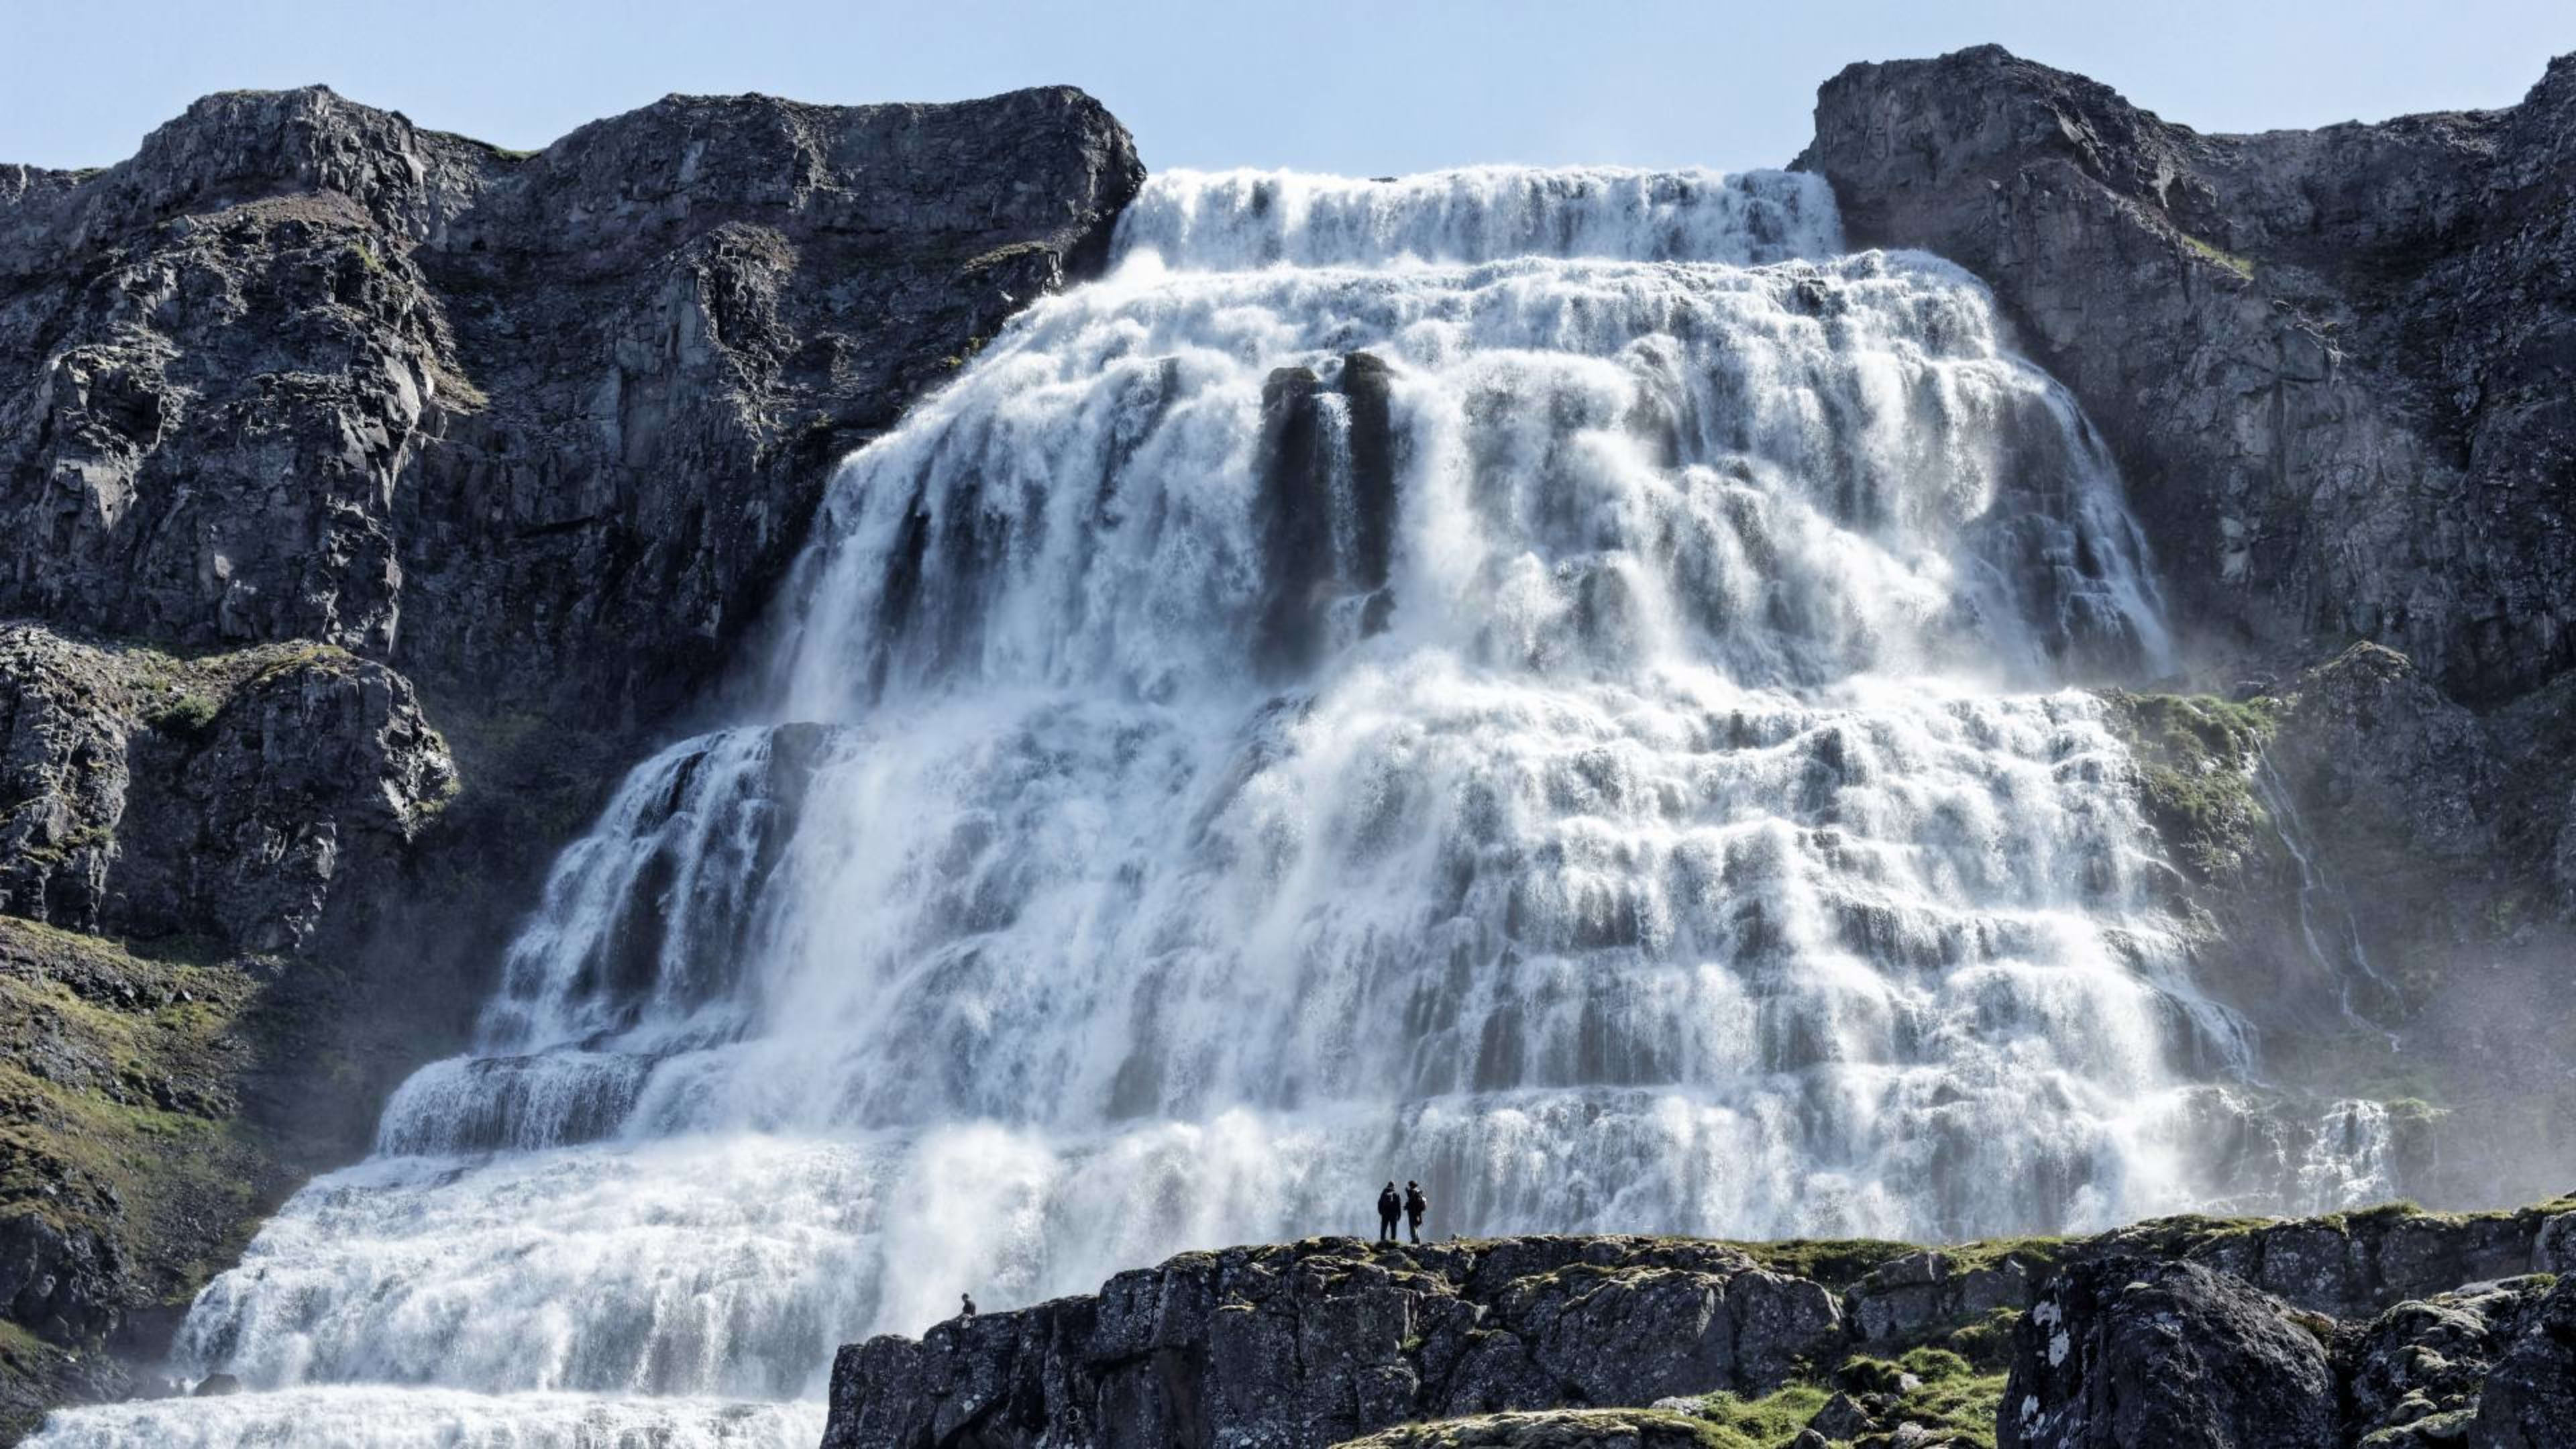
[1999,1256,2334,1448]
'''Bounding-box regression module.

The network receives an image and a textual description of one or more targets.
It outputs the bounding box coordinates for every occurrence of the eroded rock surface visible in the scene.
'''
[0,622,454,955]
[2000,1257,2337,1448]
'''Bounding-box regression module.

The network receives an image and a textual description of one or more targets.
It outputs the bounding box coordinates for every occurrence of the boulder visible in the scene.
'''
[2000,1257,2334,1448]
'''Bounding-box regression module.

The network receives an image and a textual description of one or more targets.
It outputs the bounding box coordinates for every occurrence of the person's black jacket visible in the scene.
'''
[1404,1187,1427,1220]
[1377,1187,1401,1220]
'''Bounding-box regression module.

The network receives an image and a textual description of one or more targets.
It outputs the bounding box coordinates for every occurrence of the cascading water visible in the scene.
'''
[38,166,2385,1447]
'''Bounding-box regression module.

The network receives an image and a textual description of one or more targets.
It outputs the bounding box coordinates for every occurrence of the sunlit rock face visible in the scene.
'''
[36,165,2395,1446]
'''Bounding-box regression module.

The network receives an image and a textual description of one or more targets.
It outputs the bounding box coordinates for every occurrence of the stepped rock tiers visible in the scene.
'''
[4,40,2576,1449]
[823,1199,2576,1449]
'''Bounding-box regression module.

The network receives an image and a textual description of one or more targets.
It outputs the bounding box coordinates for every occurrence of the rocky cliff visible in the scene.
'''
[2,82,1141,715]
[1799,46,2575,706]
[827,1198,2576,1449]
[0,83,1141,1434]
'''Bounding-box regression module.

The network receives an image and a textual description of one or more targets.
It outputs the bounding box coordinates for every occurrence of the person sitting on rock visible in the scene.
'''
[959,1292,977,1321]
[1404,1181,1428,1244]
[1377,1181,1401,1243]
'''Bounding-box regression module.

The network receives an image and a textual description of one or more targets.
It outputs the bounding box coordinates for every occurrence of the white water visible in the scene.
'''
[40,166,2387,1446]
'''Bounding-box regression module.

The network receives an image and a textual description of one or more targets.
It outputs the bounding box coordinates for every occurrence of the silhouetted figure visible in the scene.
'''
[1404,1181,1428,1244]
[1377,1181,1401,1243]
[959,1293,977,1321]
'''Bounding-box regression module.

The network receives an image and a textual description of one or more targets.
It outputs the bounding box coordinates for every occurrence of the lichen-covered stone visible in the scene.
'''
[2473,1274,2576,1448]
[1999,1257,2334,1448]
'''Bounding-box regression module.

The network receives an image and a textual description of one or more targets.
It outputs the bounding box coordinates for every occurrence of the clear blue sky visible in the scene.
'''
[6,1,2570,175]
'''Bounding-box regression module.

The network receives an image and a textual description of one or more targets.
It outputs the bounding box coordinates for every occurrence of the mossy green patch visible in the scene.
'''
[0,915,280,1342]
[142,690,222,738]
[2180,233,2257,280]
[2099,690,2278,879]
[1725,1236,1918,1289]
[1684,1383,1830,1448]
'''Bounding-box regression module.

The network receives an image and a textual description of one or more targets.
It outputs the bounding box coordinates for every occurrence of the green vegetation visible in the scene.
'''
[1687,1384,1830,1447]
[1676,1348,2005,1448]
[144,689,222,738]
[2099,690,2278,878]
[1724,1237,1919,1289]
[0,916,280,1344]
[2180,233,2256,280]
[1862,1347,2008,1448]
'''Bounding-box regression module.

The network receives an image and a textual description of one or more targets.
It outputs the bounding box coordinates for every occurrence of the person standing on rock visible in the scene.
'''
[1404,1181,1428,1244]
[959,1292,976,1321]
[1377,1181,1401,1243]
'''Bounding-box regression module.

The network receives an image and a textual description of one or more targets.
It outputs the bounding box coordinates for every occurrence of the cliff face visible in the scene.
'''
[0,84,1142,1433]
[1799,46,2576,707]
[0,83,1142,717]
[827,1200,2576,1449]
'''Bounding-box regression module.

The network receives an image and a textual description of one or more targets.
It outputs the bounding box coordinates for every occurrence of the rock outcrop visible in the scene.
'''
[0,623,455,955]
[2001,1257,2337,1448]
[2473,1275,2576,1449]
[0,916,311,1440]
[828,1200,2576,1449]
[826,1237,1842,1449]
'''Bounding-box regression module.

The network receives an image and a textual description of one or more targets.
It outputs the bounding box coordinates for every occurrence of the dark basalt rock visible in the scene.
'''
[0,83,1144,724]
[2473,1275,2576,1448]
[826,1202,2576,1449]
[2345,1276,2553,1447]
[0,622,455,955]
[2000,1256,2337,1448]
[824,1236,1842,1449]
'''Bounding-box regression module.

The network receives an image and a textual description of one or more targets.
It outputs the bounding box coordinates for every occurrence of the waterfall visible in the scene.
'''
[36,166,2384,1447]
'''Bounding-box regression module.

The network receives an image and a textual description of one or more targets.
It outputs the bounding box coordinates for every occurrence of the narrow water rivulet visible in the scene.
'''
[37,166,2398,1446]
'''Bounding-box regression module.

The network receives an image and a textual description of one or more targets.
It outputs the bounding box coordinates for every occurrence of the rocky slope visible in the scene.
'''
[827,1198,2576,1449]
[0,83,1142,1434]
